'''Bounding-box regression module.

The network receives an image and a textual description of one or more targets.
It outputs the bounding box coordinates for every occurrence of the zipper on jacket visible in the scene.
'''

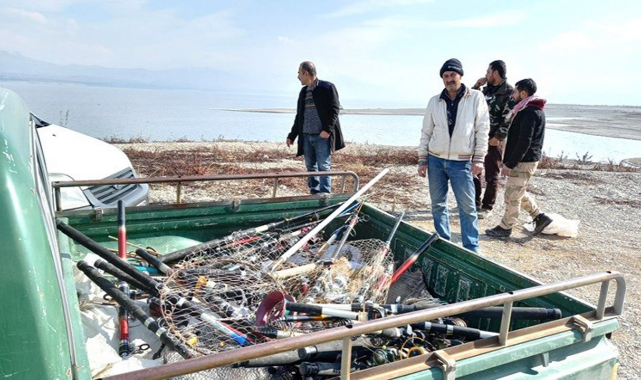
[446,93,467,160]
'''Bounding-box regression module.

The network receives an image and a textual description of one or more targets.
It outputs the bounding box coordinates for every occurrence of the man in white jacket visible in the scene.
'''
[418,58,490,253]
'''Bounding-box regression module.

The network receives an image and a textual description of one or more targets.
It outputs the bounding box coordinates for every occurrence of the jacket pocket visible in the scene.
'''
[450,120,475,156]
[429,125,448,155]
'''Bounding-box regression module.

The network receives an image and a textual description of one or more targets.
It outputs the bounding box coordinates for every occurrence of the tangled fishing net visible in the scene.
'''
[157,232,396,357]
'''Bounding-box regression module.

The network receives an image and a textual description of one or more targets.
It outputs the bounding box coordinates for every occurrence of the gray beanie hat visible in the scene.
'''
[440,58,464,77]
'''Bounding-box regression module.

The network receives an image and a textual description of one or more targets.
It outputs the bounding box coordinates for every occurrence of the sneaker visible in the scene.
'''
[477,208,491,220]
[485,225,512,238]
[533,213,553,235]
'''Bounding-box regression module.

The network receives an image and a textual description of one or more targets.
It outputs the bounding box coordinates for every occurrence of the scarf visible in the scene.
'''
[508,95,539,122]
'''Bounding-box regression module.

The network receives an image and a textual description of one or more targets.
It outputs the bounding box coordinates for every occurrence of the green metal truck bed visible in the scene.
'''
[56,195,624,380]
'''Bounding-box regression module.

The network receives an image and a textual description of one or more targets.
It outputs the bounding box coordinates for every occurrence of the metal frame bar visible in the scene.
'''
[102,271,626,380]
[52,171,359,211]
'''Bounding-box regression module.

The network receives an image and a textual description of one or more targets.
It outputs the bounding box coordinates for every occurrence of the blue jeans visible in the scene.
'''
[427,155,480,252]
[303,133,332,193]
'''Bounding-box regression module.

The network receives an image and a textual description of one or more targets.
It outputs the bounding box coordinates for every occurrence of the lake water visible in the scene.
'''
[4,81,641,163]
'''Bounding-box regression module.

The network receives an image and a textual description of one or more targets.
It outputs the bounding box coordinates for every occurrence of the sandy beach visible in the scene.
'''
[119,140,641,379]
[224,104,641,142]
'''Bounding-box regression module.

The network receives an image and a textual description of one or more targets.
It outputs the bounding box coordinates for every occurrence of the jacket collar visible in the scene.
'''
[486,79,510,96]
[439,83,468,102]
[307,79,320,91]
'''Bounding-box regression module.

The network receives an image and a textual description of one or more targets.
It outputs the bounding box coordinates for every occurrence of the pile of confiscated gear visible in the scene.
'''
[58,192,561,379]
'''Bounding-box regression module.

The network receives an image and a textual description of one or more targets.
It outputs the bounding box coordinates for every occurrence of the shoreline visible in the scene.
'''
[220,106,641,142]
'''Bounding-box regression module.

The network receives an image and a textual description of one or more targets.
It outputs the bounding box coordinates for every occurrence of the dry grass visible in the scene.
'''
[538,152,640,172]
[124,143,638,182]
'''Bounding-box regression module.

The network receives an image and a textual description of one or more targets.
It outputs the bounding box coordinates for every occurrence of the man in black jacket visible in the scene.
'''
[486,78,553,238]
[287,61,345,193]
[471,60,514,218]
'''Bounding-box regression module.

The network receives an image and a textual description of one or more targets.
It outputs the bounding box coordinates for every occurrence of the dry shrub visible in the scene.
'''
[103,135,148,144]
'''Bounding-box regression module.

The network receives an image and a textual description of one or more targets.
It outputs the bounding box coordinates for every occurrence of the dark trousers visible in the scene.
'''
[474,143,504,210]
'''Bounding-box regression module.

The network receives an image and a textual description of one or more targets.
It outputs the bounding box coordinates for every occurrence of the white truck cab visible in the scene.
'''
[33,115,148,210]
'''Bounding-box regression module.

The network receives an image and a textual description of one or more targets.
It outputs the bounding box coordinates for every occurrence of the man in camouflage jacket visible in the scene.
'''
[472,60,515,217]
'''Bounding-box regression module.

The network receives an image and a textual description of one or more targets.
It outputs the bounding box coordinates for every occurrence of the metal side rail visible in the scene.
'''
[52,170,359,211]
[100,271,626,380]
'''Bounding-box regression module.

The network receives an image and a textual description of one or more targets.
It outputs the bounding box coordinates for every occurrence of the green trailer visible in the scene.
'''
[0,86,626,380]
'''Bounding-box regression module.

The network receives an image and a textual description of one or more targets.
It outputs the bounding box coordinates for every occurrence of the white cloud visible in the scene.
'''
[324,0,434,18]
[0,5,245,69]
[278,36,293,43]
[0,7,49,25]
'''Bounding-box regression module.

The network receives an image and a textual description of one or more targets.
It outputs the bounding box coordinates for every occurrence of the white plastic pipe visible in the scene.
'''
[270,168,389,271]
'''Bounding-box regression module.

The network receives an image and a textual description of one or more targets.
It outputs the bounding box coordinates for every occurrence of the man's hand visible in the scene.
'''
[501,166,511,177]
[471,162,484,176]
[320,131,330,139]
[286,138,293,147]
[489,137,500,146]
[418,165,427,178]
[474,77,487,89]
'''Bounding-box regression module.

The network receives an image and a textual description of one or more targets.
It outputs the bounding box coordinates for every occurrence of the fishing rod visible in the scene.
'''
[94,258,153,294]
[165,208,345,267]
[76,260,193,359]
[327,202,365,262]
[57,219,164,298]
[302,302,561,320]
[134,248,173,275]
[362,211,405,300]
[270,203,367,280]
[57,219,255,347]
[232,338,373,368]
[387,232,440,287]
[307,199,364,259]
[270,168,390,271]
[116,201,131,357]
[284,302,365,321]
[159,201,347,264]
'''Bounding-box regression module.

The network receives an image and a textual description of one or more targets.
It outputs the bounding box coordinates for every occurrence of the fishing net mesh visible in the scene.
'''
[158,232,395,359]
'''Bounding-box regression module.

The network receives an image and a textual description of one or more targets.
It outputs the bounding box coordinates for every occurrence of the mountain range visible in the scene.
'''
[0,51,240,91]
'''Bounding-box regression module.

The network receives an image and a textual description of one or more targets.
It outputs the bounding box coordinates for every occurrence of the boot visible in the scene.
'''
[485,225,512,238]
[533,213,553,235]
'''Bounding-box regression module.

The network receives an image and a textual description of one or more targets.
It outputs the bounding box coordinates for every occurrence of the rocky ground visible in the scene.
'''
[120,141,641,378]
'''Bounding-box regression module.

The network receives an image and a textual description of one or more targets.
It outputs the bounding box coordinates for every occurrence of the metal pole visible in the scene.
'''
[340,337,352,380]
[100,271,625,380]
[597,280,610,320]
[498,301,513,346]
[54,187,62,212]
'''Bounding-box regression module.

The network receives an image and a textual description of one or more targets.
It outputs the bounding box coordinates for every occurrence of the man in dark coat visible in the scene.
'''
[471,60,515,218]
[287,61,345,194]
[486,78,553,238]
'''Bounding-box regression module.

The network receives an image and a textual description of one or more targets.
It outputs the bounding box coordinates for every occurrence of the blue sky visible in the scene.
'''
[1,0,640,106]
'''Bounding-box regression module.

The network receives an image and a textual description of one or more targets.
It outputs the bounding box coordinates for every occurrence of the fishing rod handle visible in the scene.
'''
[390,232,439,284]
[285,303,360,320]
[77,260,193,359]
[135,248,172,275]
[117,200,127,260]
[56,219,163,296]
[412,321,497,340]
[94,258,153,293]
[455,306,562,320]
